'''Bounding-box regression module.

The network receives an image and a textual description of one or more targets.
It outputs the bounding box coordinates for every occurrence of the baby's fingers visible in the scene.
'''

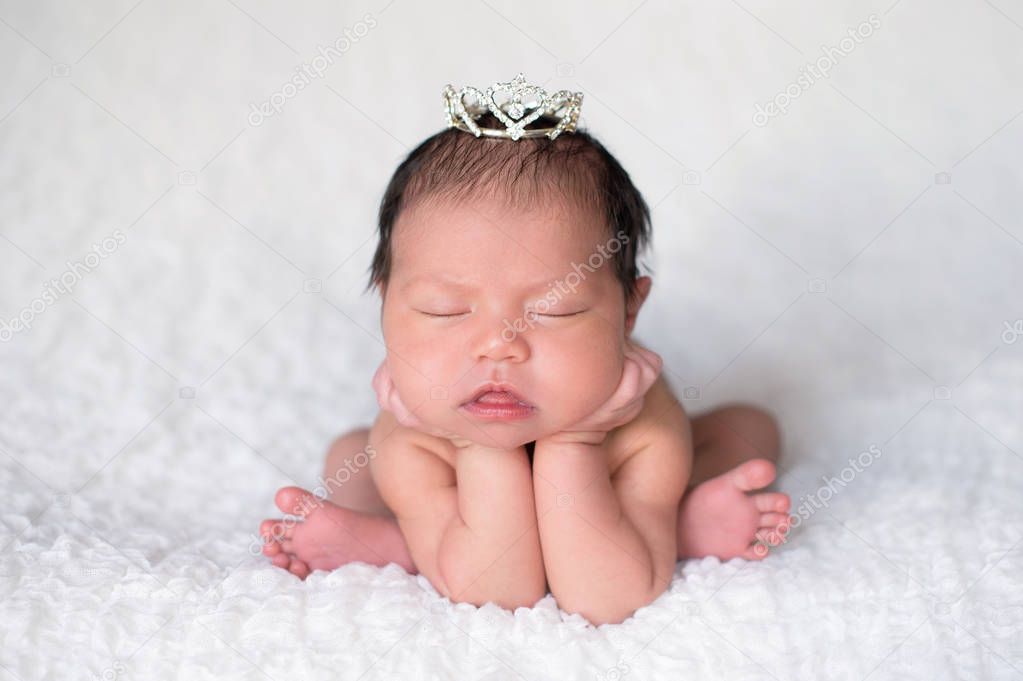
[637,346,664,375]
[626,343,663,392]
[626,340,662,374]
[372,362,422,428]
[371,361,392,411]
[389,386,423,429]
[616,350,644,402]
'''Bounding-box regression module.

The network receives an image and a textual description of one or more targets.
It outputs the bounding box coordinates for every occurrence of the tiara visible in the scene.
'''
[442,73,583,141]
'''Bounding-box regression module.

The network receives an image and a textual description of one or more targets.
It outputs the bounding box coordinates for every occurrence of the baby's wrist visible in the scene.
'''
[539,430,609,446]
[531,439,608,489]
[454,438,528,456]
[454,441,533,478]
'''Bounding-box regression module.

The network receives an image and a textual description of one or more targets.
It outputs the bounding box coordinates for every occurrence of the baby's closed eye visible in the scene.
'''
[412,307,589,319]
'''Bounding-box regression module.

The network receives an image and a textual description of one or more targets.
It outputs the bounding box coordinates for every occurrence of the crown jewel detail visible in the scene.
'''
[443,73,583,141]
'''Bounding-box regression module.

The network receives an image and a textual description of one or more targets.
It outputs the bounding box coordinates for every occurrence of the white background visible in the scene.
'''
[1,1,1022,679]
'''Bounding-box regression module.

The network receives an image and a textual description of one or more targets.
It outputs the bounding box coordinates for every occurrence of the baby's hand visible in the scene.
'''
[371,360,475,449]
[543,340,663,446]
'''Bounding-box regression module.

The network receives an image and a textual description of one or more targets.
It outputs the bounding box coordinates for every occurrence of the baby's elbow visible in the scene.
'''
[493,574,548,611]
[496,584,547,611]
[571,600,639,626]
[560,584,665,626]
[447,584,546,612]
[518,580,549,609]
[439,562,546,612]
[598,594,658,626]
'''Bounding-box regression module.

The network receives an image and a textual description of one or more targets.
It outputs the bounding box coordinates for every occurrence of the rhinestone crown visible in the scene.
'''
[443,73,583,141]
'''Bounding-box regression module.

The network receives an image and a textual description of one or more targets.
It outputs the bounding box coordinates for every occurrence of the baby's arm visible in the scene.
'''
[371,432,545,610]
[533,426,687,625]
[530,340,678,625]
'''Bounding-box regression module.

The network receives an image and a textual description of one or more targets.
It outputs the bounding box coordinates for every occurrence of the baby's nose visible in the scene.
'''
[472,314,531,363]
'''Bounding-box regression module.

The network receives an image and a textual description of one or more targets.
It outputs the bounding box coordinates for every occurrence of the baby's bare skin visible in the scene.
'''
[260,193,791,623]
[260,355,790,622]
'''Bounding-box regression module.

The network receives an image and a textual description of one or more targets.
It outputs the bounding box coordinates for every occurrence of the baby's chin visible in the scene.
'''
[458,427,547,451]
[429,410,582,450]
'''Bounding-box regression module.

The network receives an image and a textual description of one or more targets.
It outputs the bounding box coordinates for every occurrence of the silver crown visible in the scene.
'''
[443,73,583,141]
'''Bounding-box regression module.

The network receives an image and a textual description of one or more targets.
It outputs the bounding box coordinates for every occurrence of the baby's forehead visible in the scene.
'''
[397,205,606,279]
[396,191,605,243]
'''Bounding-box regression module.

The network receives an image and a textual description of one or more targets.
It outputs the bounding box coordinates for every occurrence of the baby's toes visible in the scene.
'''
[275,486,320,517]
[261,518,295,542]
[259,521,279,555]
[753,492,790,514]
[758,512,790,531]
[741,543,769,561]
[260,519,292,556]
[754,525,788,548]
[271,552,292,570]
[730,459,777,492]
[288,558,310,579]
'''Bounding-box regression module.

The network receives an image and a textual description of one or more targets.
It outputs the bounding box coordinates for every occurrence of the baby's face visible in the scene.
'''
[380,193,635,450]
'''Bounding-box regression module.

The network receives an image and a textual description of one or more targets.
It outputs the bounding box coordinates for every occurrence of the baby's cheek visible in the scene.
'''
[539,339,624,426]
[386,350,450,416]
[568,365,621,419]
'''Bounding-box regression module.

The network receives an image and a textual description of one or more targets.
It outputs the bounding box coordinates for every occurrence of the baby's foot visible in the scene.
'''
[676,459,791,561]
[259,487,415,579]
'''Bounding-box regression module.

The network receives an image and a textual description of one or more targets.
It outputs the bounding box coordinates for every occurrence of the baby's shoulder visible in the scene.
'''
[605,373,692,474]
[368,408,457,468]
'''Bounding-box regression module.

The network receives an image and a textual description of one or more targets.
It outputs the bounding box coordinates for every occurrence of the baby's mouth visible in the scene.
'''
[460,386,536,421]
[468,391,532,407]
[461,384,533,408]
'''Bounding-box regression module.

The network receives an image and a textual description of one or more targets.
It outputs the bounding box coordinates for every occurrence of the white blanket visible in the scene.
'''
[2,1,1022,678]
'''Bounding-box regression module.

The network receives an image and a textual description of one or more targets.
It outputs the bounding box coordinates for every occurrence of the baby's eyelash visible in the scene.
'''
[416,310,469,318]
[535,310,585,318]
[415,309,587,319]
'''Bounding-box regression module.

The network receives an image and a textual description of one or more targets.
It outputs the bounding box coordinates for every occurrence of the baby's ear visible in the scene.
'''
[624,276,652,336]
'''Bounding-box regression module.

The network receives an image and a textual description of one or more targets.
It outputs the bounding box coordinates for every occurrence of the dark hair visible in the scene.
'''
[365,113,652,303]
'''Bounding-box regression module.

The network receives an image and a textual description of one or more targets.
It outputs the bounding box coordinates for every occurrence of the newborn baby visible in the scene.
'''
[259,94,790,625]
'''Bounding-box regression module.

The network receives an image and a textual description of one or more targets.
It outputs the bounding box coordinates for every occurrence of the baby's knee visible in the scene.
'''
[719,404,781,459]
[325,428,371,469]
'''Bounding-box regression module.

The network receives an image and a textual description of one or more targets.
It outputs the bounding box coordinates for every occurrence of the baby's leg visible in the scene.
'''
[688,405,781,486]
[320,428,393,515]
[259,428,416,578]
[676,404,792,560]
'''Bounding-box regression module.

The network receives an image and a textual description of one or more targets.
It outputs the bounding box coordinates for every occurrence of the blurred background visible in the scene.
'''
[2,1,1022,678]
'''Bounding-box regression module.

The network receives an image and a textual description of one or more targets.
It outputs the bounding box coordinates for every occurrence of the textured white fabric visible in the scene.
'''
[2,1,1022,679]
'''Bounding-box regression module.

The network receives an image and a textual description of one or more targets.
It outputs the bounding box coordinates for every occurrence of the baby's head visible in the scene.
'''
[366,112,654,449]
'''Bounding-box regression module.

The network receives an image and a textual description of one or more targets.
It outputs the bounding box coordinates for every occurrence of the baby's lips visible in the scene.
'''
[461,382,534,408]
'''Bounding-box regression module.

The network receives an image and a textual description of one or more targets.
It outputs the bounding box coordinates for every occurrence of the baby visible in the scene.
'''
[259,76,791,625]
